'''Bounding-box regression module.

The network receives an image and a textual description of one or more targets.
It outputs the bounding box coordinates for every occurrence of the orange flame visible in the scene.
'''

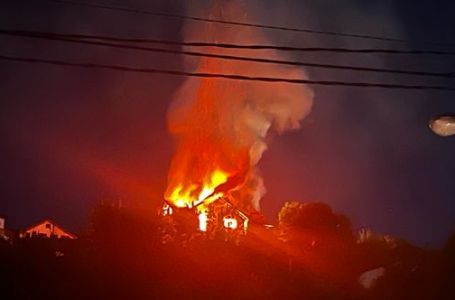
[166,168,229,209]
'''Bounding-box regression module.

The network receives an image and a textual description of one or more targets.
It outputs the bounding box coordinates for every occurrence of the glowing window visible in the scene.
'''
[223,217,238,229]
[198,212,208,232]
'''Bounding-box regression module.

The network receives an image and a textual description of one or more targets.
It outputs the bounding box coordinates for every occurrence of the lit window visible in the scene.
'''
[198,212,208,232]
[223,217,238,229]
[162,204,173,216]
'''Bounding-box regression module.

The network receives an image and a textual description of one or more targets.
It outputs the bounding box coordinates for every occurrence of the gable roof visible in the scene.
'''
[23,219,77,238]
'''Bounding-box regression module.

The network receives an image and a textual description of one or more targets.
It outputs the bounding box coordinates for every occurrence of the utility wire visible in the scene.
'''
[1,54,454,91]
[1,29,454,79]
[45,0,454,47]
[3,29,455,56]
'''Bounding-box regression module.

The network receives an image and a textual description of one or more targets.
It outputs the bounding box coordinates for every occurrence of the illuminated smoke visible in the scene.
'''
[165,0,313,211]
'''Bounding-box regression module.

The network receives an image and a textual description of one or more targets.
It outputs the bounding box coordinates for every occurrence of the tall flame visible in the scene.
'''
[167,169,228,208]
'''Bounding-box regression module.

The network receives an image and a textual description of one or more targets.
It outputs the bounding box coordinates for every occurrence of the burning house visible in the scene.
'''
[161,195,249,236]
[161,0,313,237]
[162,168,251,236]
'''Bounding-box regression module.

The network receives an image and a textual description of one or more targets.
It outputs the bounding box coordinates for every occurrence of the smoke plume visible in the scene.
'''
[165,0,313,211]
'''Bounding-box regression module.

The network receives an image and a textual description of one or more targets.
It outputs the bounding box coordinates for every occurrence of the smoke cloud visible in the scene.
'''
[165,0,313,211]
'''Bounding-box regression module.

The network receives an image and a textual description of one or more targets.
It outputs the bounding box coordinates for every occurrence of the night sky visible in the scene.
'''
[1,0,454,246]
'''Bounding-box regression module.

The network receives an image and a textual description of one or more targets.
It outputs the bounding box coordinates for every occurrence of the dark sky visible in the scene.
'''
[1,0,454,246]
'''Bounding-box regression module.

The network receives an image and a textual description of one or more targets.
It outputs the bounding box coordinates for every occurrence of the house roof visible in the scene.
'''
[218,197,249,221]
[22,219,77,238]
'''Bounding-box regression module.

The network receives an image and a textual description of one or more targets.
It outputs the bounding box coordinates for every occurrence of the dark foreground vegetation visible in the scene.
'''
[1,202,455,299]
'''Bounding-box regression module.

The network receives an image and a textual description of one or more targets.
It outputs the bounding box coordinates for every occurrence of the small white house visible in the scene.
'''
[21,219,77,239]
[0,216,5,230]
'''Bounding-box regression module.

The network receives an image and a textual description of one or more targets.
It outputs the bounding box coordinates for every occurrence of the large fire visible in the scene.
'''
[162,0,313,234]
[167,169,228,209]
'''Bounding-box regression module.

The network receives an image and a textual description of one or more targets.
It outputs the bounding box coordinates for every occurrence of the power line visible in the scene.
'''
[1,54,454,91]
[4,29,455,56]
[45,0,455,48]
[1,29,454,79]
